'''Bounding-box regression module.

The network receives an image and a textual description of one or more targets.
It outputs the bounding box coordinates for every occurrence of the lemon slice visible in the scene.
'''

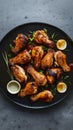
[56,39,67,50]
[57,82,67,93]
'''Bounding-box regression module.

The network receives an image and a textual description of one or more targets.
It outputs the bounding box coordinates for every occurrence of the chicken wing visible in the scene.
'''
[9,50,31,65]
[34,30,55,48]
[54,51,70,72]
[19,82,38,97]
[32,46,44,68]
[46,68,62,84]
[30,90,53,102]
[27,65,47,86]
[11,65,27,82]
[12,34,28,53]
[41,49,54,69]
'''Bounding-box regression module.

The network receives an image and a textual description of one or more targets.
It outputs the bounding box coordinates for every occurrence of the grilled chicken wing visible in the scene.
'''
[34,30,55,48]
[19,82,38,97]
[30,90,53,102]
[46,68,62,84]
[54,51,70,72]
[11,65,27,82]
[12,34,28,53]
[27,65,47,86]
[41,49,54,69]
[9,50,31,65]
[32,46,44,68]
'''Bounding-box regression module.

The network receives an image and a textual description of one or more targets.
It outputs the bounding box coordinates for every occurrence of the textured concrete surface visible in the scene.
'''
[0,0,73,130]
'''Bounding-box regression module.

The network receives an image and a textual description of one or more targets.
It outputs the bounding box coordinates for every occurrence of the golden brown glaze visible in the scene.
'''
[19,82,38,97]
[12,34,28,53]
[27,65,47,86]
[34,30,55,48]
[54,51,70,72]
[30,90,53,102]
[32,46,44,69]
[9,50,31,65]
[41,49,54,69]
[11,65,27,83]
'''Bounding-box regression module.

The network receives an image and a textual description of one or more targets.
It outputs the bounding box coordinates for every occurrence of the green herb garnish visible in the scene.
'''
[45,83,49,89]
[52,88,57,96]
[39,70,44,74]
[50,84,57,96]
[42,45,48,51]
[2,51,14,80]
[8,53,12,58]
[44,28,48,33]
[63,75,70,80]
[29,37,34,43]
[29,31,34,34]
[26,72,31,79]
[28,31,34,44]
[51,33,57,41]
[9,44,13,49]
[29,50,32,54]
[58,75,70,82]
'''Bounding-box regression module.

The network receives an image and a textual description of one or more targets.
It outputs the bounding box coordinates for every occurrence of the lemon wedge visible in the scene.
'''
[56,39,67,50]
[57,82,67,93]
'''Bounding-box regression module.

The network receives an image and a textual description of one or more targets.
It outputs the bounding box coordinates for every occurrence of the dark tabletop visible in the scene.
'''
[0,0,73,130]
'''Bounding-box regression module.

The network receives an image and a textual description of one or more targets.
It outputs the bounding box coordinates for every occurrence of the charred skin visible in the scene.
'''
[34,30,55,48]
[30,90,54,102]
[46,68,62,84]
[27,65,47,86]
[9,50,31,65]
[12,34,28,53]
[19,82,38,97]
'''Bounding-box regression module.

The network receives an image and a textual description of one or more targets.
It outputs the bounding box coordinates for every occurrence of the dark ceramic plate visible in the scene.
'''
[0,22,73,109]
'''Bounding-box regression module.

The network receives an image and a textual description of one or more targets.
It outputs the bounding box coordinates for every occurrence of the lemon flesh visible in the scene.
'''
[57,82,67,93]
[56,39,67,50]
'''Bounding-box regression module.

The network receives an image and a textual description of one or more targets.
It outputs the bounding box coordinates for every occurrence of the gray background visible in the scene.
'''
[0,0,73,130]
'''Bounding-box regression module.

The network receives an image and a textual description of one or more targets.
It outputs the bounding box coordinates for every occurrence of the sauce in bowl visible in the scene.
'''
[7,80,21,94]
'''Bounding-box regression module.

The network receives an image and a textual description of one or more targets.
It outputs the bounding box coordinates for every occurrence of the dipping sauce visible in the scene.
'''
[7,80,21,94]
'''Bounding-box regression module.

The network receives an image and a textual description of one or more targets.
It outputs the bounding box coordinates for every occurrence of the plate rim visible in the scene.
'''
[0,86,72,109]
[0,22,73,109]
[0,22,73,43]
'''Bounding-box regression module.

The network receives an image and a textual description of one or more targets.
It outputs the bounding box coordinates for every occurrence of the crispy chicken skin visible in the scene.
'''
[41,49,54,69]
[34,30,55,48]
[9,50,31,65]
[12,34,28,53]
[27,65,47,86]
[30,90,53,102]
[32,46,44,69]
[11,65,27,82]
[54,51,70,72]
[46,68,62,84]
[19,82,38,97]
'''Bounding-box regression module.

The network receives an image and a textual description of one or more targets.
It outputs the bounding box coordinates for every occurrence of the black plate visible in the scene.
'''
[0,22,73,109]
